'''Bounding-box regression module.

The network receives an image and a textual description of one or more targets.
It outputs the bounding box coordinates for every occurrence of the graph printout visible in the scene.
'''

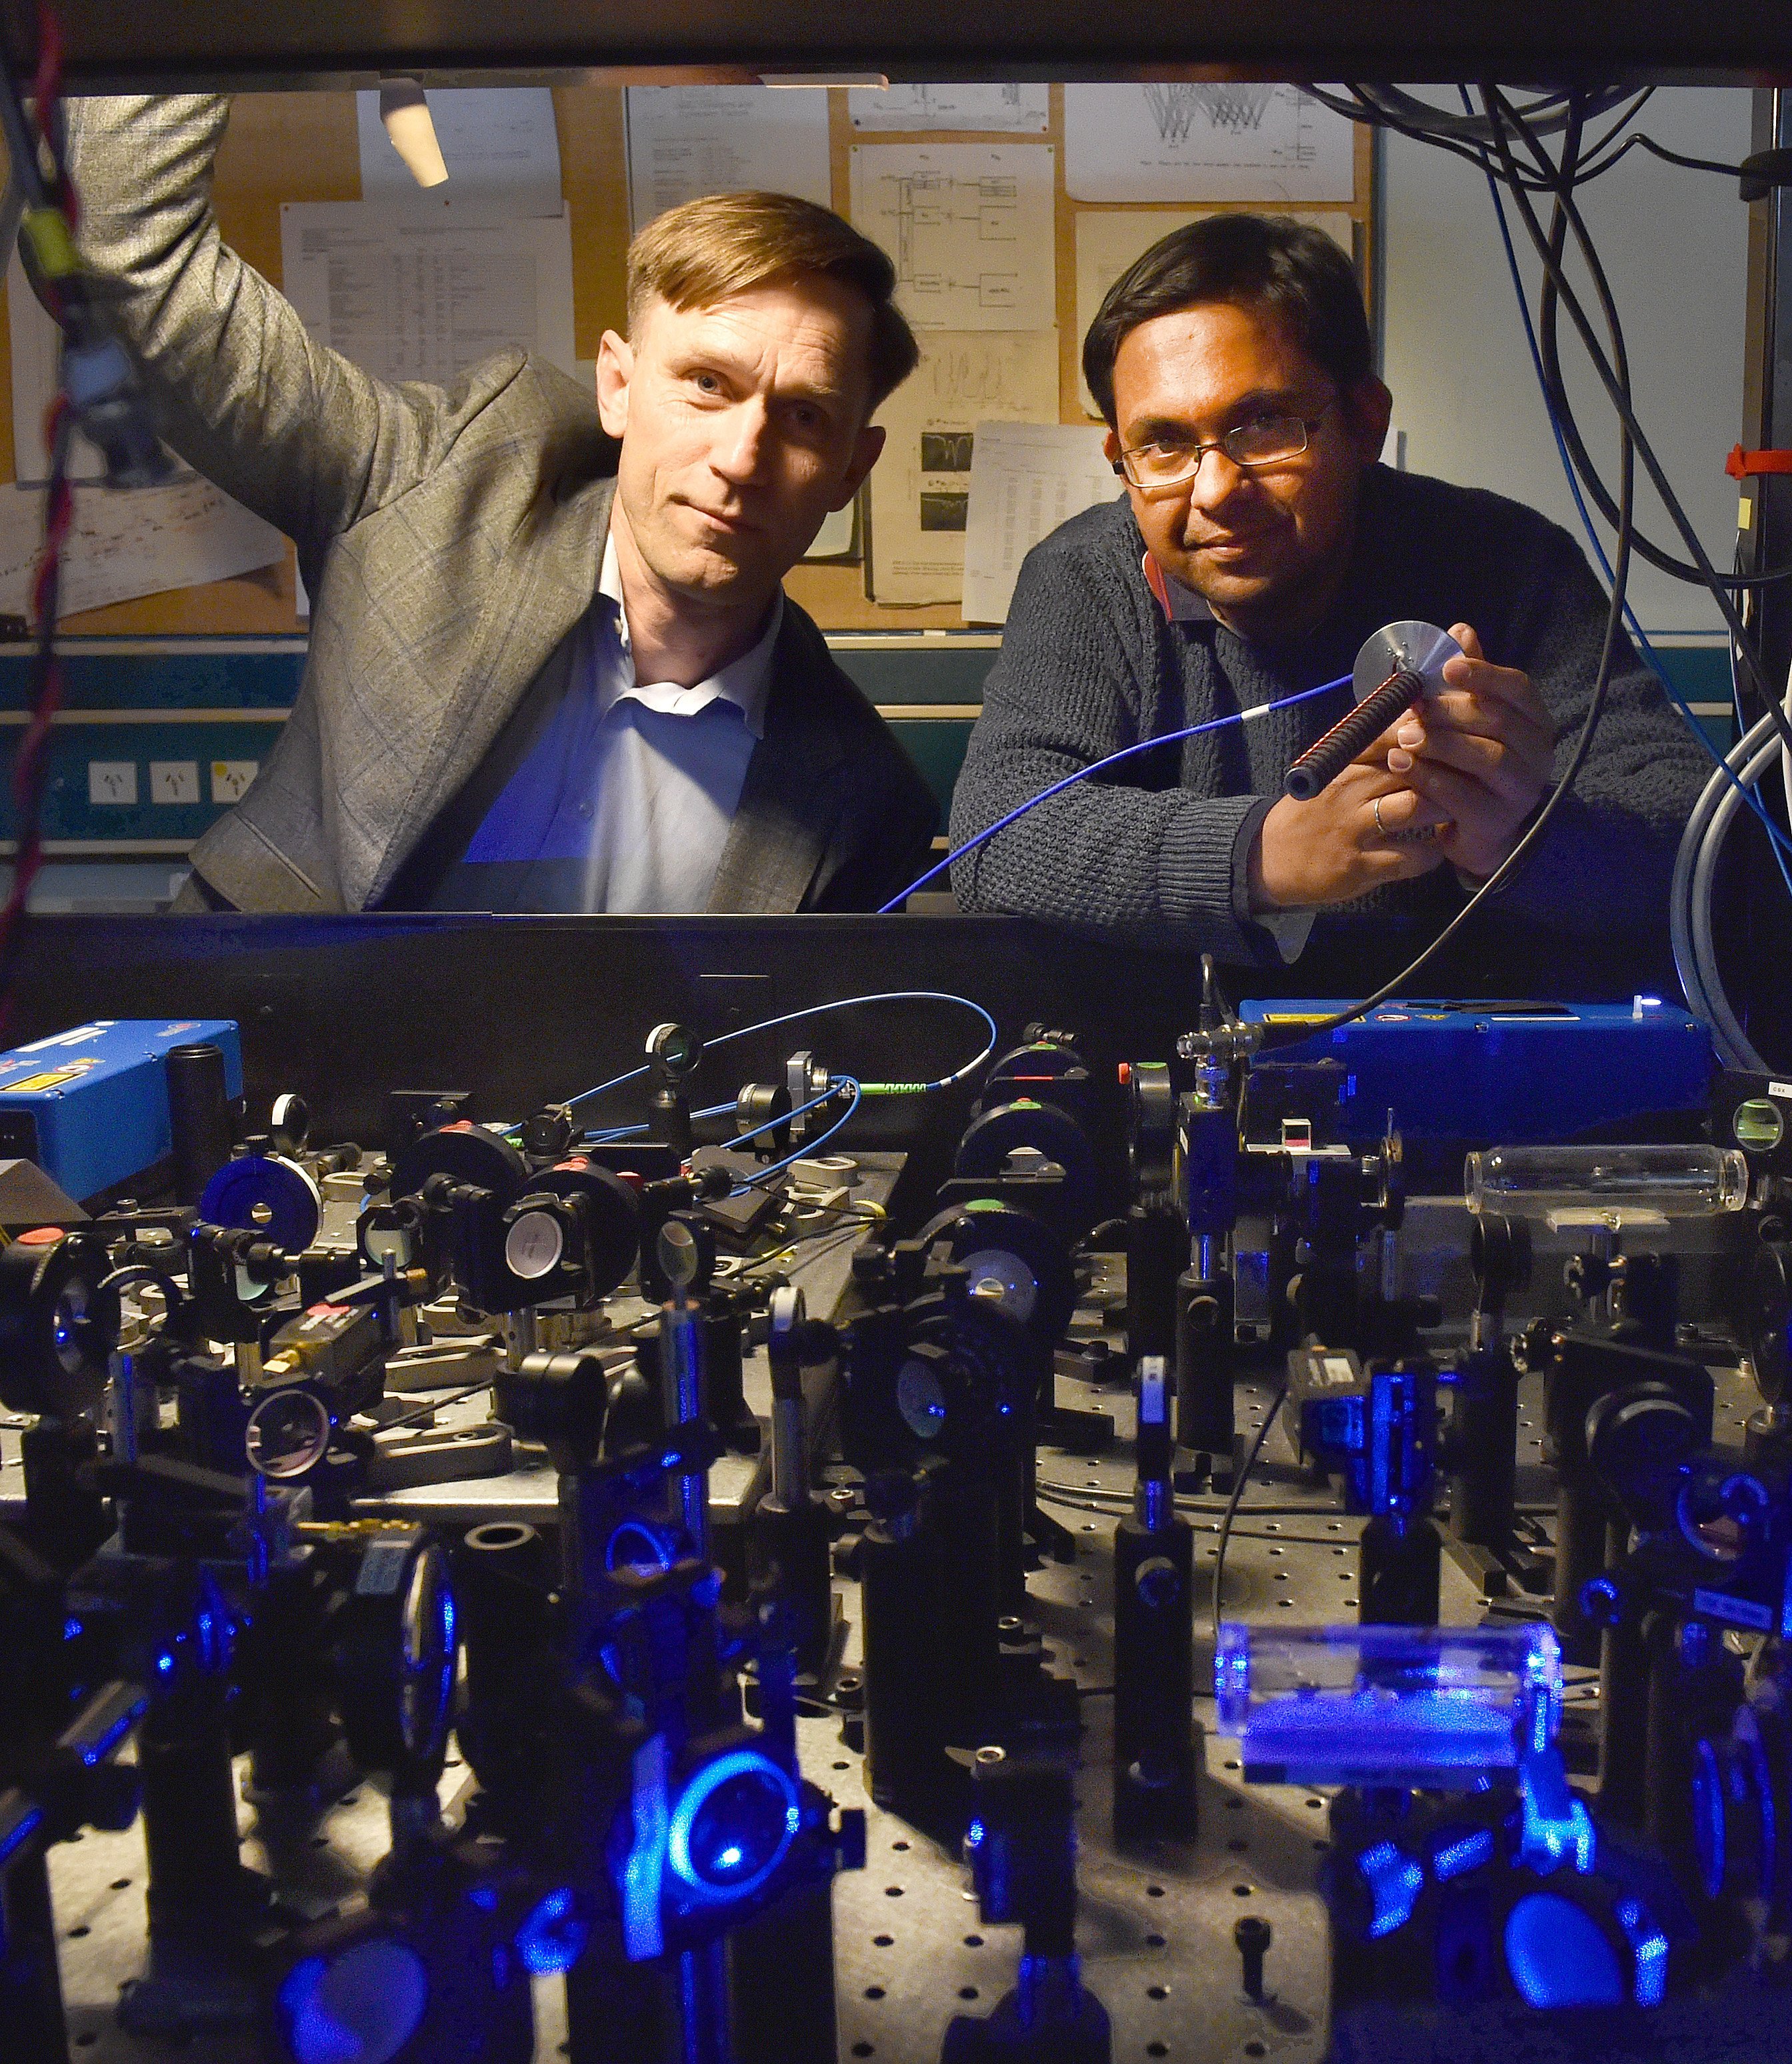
[1063,85,1355,204]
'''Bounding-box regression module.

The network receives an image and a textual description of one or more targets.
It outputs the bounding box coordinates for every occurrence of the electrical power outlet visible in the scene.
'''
[210,760,259,804]
[87,761,138,807]
[149,760,201,805]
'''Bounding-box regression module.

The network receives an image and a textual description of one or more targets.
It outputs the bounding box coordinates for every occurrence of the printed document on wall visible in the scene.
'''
[847,85,1050,133]
[356,88,563,215]
[867,331,1059,605]
[1063,85,1355,203]
[625,87,832,232]
[1072,210,1355,414]
[0,478,285,622]
[961,423,1117,625]
[279,201,577,387]
[850,144,1055,332]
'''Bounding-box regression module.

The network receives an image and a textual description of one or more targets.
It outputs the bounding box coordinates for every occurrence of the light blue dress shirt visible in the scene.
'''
[456,535,781,912]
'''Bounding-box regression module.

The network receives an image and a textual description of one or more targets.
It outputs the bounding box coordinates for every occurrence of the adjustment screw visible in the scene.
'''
[1234,1915,1271,2001]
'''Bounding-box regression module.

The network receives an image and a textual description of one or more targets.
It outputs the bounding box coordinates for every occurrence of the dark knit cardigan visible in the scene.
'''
[949,465,1707,971]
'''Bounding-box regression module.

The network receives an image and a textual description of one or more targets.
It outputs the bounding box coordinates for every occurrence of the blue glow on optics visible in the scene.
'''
[1211,1625,1251,1723]
[1503,1893,1623,2008]
[621,1734,670,1962]
[1429,1828,1495,1883]
[605,1521,674,1576]
[63,1617,82,1641]
[155,1652,175,1677]
[665,1749,801,1905]
[965,1817,987,1851]
[1357,1841,1423,1939]
[277,1938,429,2064]
[515,1887,589,1977]
[1691,1739,1726,1899]
[1519,1749,1596,1875]
[0,1803,44,1865]
[1617,1898,1668,2007]
[80,1701,144,1768]
[468,1884,498,1913]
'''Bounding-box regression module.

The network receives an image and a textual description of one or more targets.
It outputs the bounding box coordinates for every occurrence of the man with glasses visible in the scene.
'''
[949,215,1704,977]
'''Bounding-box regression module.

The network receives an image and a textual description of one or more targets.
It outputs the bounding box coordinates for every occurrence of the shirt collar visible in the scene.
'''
[1142,551,1214,624]
[597,532,781,740]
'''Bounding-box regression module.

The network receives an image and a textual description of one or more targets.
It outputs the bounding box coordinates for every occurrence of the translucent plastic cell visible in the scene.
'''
[1213,1621,1562,1787]
[1464,1143,1747,1219]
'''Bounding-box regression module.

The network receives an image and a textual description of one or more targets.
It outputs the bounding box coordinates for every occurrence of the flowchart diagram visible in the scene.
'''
[849,144,1055,331]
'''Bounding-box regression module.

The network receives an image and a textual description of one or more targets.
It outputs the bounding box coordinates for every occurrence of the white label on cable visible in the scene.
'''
[87,761,137,806]
[1770,1082,1792,1103]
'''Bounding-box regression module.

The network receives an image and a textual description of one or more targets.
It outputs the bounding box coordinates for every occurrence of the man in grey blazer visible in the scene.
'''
[61,97,939,915]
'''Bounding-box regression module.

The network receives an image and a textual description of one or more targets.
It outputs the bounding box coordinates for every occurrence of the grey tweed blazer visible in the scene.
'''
[62,97,939,914]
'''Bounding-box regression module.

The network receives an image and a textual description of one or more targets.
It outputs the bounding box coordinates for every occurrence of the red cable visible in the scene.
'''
[31,2,68,222]
[0,7,74,1037]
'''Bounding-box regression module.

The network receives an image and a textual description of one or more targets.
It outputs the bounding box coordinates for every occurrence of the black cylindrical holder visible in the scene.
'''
[1113,1513,1199,1837]
[1,1847,71,2064]
[166,1043,234,1205]
[1175,1269,1235,1461]
[129,1683,261,2027]
[1596,1614,1652,1828]
[1126,1205,1183,1364]
[1357,1512,1441,1626]
[702,1296,751,1445]
[730,1879,842,2064]
[751,1289,838,1680]
[1283,669,1423,802]
[859,1475,949,1815]
[1445,1349,1519,1551]
[1551,1479,1614,1668]
[1117,1359,1199,1837]
[451,1521,551,1799]
[933,1470,1003,1734]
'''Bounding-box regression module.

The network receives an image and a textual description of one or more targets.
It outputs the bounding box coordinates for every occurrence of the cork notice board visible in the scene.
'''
[1,87,1373,637]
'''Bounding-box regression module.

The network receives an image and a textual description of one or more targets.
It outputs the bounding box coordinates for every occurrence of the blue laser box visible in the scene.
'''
[0,1018,243,1205]
[1238,997,1713,1149]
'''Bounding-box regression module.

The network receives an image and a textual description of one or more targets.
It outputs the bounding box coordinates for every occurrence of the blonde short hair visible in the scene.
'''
[627,191,919,412]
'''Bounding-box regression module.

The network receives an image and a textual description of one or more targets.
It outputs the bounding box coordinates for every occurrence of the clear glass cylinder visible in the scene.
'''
[1464,1143,1747,1219]
[1213,1621,1562,1787]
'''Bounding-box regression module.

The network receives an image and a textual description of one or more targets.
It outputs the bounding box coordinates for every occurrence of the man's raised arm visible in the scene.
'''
[61,96,485,557]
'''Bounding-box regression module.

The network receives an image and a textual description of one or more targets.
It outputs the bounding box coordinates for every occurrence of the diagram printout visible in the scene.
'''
[847,85,1051,133]
[867,329,1059,605]
[849,144,1055,332]
[1063,85,1355,203]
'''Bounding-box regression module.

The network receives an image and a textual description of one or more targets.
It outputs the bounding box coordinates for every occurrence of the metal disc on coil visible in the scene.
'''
[199,1153,323,1252]
[1352,620,1464,705]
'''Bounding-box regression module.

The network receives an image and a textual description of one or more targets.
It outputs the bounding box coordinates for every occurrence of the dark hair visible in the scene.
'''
[1081,213,1371,426]
[629,190,919,413]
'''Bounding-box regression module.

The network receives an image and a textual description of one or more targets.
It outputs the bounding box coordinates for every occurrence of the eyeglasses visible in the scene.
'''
[1111,408,1329,493]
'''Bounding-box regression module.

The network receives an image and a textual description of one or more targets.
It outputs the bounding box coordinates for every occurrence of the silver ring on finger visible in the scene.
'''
[1371,794,1389,839]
